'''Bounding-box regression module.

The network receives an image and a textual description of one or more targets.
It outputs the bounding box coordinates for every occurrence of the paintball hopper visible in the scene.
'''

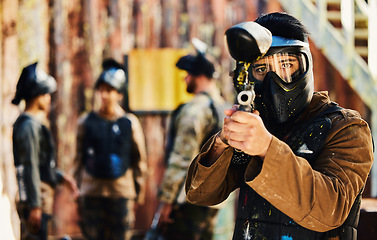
[225,21,272,63]
[224,21,272,113]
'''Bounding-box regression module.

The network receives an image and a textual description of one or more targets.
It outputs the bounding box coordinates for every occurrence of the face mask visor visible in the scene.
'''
[250,51,308,84]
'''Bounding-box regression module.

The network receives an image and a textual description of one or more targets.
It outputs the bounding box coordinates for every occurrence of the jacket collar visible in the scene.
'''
[297,91,333,122]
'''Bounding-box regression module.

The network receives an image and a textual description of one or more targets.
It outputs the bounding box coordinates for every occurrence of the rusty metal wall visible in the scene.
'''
[0,0,371,239]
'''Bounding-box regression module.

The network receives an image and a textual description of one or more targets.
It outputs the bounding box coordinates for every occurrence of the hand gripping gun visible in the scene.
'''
[225,22,272,112]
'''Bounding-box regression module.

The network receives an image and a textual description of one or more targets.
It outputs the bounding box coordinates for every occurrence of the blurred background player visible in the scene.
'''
[12,62,79,240]
[156,39,228,240]
[73,59,147,240]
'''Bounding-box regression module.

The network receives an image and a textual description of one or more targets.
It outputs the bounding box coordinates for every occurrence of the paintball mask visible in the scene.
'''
[252,36,314,124]
[95,59,127,93]
[12,62,57,105]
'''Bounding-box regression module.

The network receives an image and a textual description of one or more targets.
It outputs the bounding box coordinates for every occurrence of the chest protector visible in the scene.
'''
[83,112,132,179]
[233,104,362,240]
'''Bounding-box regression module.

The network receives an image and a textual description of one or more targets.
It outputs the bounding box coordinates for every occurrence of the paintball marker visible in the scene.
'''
[225,22,272,112]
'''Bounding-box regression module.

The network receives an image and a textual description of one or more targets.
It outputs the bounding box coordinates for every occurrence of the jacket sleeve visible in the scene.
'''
[247,111,373,232]
[186,110,374,232]
[13,121,42,208]
[128,113,148,204]
[186,134,245,205]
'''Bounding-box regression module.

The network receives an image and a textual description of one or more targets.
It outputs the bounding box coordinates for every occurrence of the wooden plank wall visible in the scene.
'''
[0,0,371,239]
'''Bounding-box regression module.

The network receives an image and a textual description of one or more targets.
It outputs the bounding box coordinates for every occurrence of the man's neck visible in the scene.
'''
[24,107,48,122]
[98,104,121,120]
[194,80,215,95]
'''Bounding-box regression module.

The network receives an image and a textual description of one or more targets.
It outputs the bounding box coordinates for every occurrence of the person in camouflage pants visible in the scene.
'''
[73,59,147,240]
[157,40,228,240]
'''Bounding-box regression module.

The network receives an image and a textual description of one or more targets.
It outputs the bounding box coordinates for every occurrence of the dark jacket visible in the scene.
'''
[13,113,63,212]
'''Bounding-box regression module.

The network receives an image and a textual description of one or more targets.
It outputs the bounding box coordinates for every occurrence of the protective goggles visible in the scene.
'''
[250,51,308,83]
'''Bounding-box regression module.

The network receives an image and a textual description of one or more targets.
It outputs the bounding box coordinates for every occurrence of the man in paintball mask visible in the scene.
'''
[186,12,373,239]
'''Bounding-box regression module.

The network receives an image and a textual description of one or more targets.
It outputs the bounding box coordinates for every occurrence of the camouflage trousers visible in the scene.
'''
[160,203,218,240]
[78,196,133,240]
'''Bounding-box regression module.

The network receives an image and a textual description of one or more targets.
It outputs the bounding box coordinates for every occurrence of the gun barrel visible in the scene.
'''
[237,90,255,112]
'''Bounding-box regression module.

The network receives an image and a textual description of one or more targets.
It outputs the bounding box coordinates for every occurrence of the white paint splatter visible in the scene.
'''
[243,222,252,240]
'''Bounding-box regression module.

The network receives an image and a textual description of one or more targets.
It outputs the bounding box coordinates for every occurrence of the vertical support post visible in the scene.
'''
[371,111,377,197]
[368,0,377,81]
[363,0,377,198]
[341,0,355,77]
[316,0,328,47]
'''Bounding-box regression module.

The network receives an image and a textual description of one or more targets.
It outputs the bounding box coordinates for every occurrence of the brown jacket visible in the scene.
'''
[186,91,374,232]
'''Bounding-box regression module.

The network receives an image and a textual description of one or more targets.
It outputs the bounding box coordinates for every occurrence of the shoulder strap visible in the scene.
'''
[86,111,98,122]
[295,103,343,163]
[164,103,186,165]
[198,92,222,148]
[200,92,220,127]
[13,114,32,128]
[316,103,343,119]
[164,92,222,164]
